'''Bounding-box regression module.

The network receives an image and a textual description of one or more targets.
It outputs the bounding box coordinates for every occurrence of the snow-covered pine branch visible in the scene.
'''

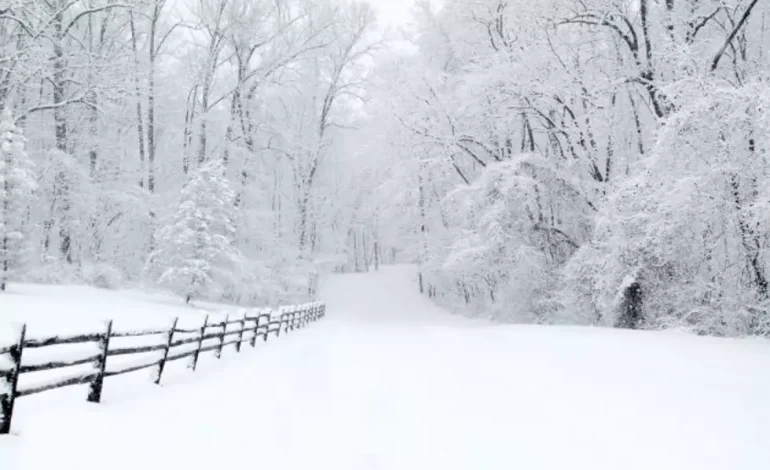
[0,108,36,291]
[146,158,243,304]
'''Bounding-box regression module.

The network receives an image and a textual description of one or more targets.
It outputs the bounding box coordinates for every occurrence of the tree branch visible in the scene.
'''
[711,0,760,72]
[64,3,132,35]
[687,7,722,44]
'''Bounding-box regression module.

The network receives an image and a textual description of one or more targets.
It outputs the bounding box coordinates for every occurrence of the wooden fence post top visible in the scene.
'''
[154,317,178,385]
[190,314,209,372]
[86,320,112,404]
[216,314,228,359]
[235,314,246,353]
[0,324,26,434]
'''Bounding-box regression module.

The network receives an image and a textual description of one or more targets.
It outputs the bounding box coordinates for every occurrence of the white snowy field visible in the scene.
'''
[2,265,770,470]
[0,283,253,343]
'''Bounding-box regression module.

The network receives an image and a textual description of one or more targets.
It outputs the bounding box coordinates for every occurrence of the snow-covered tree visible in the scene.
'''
[562,78,770,336]
[347,0,770,337]
[435,155,593,321]
[145,159,243,303]
[0,109,36,291]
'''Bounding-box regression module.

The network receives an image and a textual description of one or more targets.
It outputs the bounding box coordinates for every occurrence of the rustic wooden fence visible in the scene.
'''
[0,301,326,434]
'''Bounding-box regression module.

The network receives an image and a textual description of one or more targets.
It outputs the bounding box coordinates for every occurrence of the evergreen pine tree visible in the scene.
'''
[0,109,36,291]
[145,158,243,303]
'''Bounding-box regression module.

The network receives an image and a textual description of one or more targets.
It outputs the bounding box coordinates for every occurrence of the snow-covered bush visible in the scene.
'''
[22,256,79,285]
[563,79,770,336]
[426,155,594,321]
[81,262,124,290]
[240,252,316,306]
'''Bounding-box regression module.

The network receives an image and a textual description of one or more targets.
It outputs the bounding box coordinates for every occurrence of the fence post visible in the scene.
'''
[0,324,26,435]
[262,313,270,341]
[235,315,245,353]
[154,317,178,385]
[190,315,208,371]
[216,314,228,359]
[87,320,113,404]
[249,313,259,348]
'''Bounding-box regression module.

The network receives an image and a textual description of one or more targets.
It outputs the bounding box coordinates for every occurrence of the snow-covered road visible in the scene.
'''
[3,265,770,469]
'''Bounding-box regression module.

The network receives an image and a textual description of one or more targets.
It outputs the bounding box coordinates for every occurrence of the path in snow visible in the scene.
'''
[3,265,770,470]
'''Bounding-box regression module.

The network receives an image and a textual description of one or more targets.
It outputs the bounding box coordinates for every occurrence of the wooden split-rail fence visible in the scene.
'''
[0,301,326,434]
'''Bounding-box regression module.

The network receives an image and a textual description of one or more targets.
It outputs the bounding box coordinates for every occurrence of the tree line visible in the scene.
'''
[0,0,378,305]
[352,0,770,336]
[3,0,769,337]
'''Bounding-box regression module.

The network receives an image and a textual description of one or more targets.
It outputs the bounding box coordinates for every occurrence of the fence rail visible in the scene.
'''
[0,301,326,434]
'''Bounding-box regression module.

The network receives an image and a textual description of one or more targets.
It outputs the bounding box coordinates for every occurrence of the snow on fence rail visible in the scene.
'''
[0,301,326,434]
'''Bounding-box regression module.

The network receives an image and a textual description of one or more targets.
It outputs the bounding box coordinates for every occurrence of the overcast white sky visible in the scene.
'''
[367,0,416,28]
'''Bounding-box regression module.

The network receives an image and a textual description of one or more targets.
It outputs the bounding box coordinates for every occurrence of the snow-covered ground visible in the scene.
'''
[0,283,250,343]
[0,284,266,399]
[2,265,770,469]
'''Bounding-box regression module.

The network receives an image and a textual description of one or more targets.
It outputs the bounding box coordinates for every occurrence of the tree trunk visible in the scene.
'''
[730,174,768,299]
[418,159,428,294]
[129,11,146,188]
[297,158,319,251]
[197,86,209,165]
[616,282,643,329]
[1,159,8,291]
[88,90,98,176]
[182,87,197,175]
[52,4,71,264]
[147,11,158,193]
[639,0,671,118]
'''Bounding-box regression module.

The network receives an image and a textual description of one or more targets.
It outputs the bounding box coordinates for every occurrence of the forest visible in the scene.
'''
[0,0,769,337]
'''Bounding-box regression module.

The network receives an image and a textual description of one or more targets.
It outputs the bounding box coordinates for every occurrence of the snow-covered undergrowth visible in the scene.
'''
[0,282,250,343]
[2,265,769,470]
